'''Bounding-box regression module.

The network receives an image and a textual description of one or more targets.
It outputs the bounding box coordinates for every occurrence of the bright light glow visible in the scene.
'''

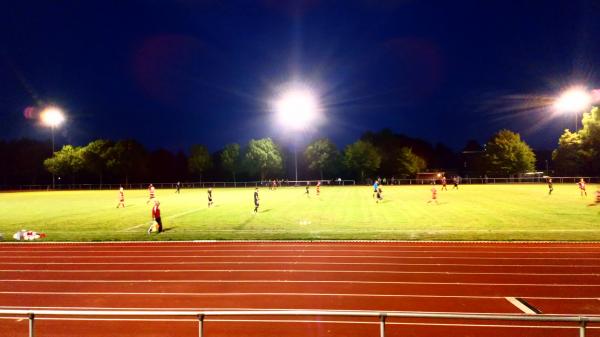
[274,87,319,131]
[554,87,592,113]
[40,106,65,127]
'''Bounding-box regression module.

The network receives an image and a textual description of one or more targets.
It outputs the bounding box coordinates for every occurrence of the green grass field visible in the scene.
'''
[0,184,599,241]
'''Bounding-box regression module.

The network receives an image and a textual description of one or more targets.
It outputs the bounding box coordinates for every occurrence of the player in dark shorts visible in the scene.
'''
[207,188,213,207]
[116,186,125,208]
[176,181,181,194]
[547,178,553,195]
[148,199,162,233]
[305,182,310,197]
[376,187,383,203]
[452,176,459,190]
[253,187,260,214]
[441,176,448,191]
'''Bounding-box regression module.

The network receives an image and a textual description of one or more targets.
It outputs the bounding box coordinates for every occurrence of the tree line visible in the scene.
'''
[1,108,599,186]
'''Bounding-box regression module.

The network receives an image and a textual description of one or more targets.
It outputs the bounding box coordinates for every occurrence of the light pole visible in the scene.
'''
[40,106,65,189]
[273,84,321,183]
[554,87,592,131]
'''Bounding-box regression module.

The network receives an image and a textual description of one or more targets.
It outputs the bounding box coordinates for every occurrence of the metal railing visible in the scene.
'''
[0,179,356,191]
[1,309,599,337]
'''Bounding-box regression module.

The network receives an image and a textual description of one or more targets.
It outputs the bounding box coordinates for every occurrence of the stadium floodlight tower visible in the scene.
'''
[274,84,321,183]
[554,87,592,131]
[40,106,66,189]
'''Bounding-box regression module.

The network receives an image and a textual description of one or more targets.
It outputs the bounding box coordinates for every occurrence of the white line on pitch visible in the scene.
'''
[2,279,600,287]
[119,208,205,232]
[0,291,598,300]
[4,249,600,255]
[505,297,537,314]
[0,268,598,276]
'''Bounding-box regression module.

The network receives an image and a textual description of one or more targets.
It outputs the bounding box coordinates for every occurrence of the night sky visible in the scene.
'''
[2,0,600,152]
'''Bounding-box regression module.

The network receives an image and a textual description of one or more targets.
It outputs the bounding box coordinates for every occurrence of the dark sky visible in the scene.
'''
[2,0,600,152]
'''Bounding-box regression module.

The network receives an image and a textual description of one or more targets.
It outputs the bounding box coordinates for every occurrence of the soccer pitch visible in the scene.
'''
[1,184,599,242]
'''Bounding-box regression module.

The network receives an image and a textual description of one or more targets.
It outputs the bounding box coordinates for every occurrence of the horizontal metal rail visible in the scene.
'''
[1,309,599,337]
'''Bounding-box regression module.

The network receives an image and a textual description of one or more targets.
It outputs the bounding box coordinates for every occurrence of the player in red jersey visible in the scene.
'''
[146,184,156,204]
[316,181,321,196]
[116,186,125,208]
[427,186,438,204]
[148,199,162,233]
[578,178,587,197]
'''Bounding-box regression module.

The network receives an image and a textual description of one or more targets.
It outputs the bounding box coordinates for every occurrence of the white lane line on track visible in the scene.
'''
[505,297,538,314]
[0,291,598,300]
[3,261,600,267]
[1,269,599,276]
[3,255,600,261]
[0,316,589,329]
[3,261,600,269]
[2,279,600,287]
[4,249,600,255]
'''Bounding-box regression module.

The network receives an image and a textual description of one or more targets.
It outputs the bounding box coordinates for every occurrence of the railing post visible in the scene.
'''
[198,314,205,337]
[580,318,587,337]
[379,314,386,337]
[28,313,35,337]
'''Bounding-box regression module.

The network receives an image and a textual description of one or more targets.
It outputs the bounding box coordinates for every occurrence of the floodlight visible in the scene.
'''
[554,88,592,113]
[274,87,319,130]
[40,106,65,127]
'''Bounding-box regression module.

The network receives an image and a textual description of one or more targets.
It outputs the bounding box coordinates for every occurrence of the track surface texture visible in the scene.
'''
[1,241,600,337]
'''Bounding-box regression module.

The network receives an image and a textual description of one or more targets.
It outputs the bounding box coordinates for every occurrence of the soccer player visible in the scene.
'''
[253,187,260,214]
[547,178,554,195]
[116,186,125,208]
[207,188,213,207]
[148,199,162,233]
[427,186,438,204]
[441,176,448,191]
[372,180,379,198]
[146,184,156,204]
[578,178,587,197]
[452,176,459,190]
[376,187,383,203]
[316,180,321,196]
[305,182,310,197]
[593,187,600,206]
[175,181,181,194]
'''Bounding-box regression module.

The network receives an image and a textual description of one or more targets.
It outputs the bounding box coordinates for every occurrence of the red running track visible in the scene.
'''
[1,241,600,337]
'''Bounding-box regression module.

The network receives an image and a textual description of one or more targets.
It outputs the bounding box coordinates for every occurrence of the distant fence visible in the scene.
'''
[2,177,600,191]
[0,179,356,191]
[390,176,600,185]
[1,309,598,337]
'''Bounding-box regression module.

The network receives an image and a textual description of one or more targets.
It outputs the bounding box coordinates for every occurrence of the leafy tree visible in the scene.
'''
[552,107,600,175]
[304,138,340,179]
[244,138,283,180]
[106,140,148,184]
[44,145,85,182]
[394,147,426,177]
[188,144,212,181]
[220,143,240,183]
[552,130,583,175]
[343,140,381,181]
[484,129,536,176]
[81,139,113,185]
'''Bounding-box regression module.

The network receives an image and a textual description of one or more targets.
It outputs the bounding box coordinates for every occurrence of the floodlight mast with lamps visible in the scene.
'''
[274,87,320,183]
[554,88,592,131]
[40,106,65,189]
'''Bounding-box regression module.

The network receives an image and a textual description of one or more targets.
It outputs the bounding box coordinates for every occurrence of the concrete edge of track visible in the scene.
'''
[2,240,600,245]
